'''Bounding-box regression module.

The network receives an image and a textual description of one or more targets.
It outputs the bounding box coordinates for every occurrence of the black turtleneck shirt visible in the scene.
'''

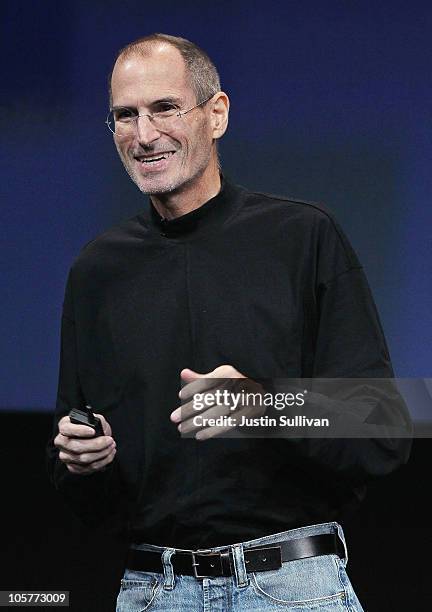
[47,178,408,548]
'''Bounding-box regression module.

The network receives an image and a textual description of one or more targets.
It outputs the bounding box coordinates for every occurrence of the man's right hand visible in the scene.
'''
[54,413,116,475]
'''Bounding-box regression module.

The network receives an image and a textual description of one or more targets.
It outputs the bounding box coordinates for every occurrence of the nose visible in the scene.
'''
[135,114,161,146]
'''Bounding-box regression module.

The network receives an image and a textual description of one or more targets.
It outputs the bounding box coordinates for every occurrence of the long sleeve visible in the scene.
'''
[46,272,126,530]
[289,250,412,485]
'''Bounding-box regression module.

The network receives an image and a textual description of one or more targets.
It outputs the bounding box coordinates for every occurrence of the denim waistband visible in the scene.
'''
[130,521,348,563]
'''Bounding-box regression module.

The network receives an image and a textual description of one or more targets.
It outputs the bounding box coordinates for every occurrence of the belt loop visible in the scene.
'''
[161,548,176,590]
[232,544,248,588]
[335,522,349,566]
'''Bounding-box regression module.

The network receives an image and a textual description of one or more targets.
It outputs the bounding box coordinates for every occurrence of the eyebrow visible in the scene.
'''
[111,96,183,111]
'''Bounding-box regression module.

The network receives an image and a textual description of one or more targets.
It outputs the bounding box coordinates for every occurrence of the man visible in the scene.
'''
[47,34,409,611]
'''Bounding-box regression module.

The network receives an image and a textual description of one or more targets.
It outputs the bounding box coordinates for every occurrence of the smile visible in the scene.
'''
[135,151,176,164]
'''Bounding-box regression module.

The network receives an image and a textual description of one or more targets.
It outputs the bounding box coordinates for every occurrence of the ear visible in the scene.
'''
[209,92,230,140]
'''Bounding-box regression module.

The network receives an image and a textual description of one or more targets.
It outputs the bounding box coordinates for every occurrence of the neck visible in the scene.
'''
[149,159,221,220]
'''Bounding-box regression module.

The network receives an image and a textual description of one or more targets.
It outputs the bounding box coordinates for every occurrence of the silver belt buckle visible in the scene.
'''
[191,550,223,579]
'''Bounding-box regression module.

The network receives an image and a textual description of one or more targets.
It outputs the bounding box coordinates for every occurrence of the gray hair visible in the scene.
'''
[110,33,221,104]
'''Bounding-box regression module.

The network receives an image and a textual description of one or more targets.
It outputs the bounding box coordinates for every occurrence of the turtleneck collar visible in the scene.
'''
[143,175,243,240]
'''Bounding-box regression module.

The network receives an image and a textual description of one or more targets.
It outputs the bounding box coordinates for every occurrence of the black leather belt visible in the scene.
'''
[127,533,344,579]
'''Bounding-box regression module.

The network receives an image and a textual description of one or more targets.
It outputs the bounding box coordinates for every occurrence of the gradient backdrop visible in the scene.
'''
[2,0,431,412]
[2,4,432,611]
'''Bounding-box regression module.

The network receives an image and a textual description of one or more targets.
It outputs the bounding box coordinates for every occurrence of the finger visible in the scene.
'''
[211,365,245,379]
[59,417,101,438]
[179,363,245,398]
[172,390,217,422]
[93,413,112,436]
[55,432,115,453]
[59,443,115,466]
[172,395,216,423]
[180,366,241,381]
[68,449,116,475]
[179,364,242,395]
[66,447,117,474]
[173,378,266,424]
[180,368,204,383]
[173,378,236,422]
[179,376,234,405]
[179,376,226,400]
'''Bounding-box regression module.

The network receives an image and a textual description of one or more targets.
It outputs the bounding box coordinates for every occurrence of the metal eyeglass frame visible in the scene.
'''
[106,94,215,135]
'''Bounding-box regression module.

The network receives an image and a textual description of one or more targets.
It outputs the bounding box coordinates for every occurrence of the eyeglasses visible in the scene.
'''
[106,95,214,136]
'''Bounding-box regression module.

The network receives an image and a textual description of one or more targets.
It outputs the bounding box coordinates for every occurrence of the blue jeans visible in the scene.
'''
[116,522,364,611]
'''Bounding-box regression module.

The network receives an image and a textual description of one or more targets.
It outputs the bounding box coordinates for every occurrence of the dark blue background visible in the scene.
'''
[2,0,431,411]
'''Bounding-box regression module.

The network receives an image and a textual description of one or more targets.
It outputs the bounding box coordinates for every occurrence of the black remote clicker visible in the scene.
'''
[68,405,104,437]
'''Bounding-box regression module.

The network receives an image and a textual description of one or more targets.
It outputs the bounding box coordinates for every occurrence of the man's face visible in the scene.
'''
[110,45,215,195]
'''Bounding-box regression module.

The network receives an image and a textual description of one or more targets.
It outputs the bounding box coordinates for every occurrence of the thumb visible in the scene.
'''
[180,368,205,383]
[93,413,112,437]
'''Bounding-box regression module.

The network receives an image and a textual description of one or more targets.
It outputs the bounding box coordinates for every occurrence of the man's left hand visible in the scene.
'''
[170,365,264,440]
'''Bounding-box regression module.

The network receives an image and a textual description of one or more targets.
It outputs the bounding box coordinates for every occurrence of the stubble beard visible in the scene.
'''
[118,146,213,197]
[121,159,181,195]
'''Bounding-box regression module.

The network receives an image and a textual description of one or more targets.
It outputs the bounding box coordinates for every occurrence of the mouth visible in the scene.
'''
[134,151,176,165]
